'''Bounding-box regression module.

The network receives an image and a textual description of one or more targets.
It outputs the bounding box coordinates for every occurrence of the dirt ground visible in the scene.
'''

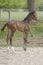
[0,47,43,65]
[0,37,43,65]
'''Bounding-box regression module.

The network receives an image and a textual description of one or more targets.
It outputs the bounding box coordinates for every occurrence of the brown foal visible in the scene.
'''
[1,11,37,51]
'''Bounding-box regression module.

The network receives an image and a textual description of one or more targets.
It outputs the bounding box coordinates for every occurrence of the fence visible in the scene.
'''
[0,9,43,22]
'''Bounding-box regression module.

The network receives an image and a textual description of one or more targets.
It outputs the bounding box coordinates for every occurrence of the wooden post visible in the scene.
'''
[8,10,10,21]
[3,9,10,21]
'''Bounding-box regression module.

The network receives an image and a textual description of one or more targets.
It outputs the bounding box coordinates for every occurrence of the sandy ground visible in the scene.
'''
[0,47,43,65]
[0,37,43,65]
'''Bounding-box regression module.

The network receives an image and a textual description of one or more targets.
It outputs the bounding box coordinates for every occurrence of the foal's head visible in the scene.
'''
[29,11,37,21]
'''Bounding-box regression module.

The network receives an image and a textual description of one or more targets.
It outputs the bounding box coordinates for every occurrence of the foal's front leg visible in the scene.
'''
[23,32,28,51]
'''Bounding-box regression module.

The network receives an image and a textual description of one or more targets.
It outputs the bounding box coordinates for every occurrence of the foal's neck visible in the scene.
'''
[24,18,31,25]
[23,15,32,23]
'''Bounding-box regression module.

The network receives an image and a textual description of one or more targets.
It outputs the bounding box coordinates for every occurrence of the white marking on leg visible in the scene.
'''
[8,46,11,53]
[11,46,15,52]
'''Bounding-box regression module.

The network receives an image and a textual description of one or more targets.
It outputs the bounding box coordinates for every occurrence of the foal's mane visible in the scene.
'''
[23,11,35,22]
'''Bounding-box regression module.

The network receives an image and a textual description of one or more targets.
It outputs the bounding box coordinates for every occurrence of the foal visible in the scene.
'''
[1,11,37,51]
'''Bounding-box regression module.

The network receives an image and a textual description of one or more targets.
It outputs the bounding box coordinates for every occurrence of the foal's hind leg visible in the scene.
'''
[6,29,13,46]
[6,29,14,51]
[9,32,15,52]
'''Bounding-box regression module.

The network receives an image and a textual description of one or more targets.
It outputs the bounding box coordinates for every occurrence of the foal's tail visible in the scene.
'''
[1,23,8,31]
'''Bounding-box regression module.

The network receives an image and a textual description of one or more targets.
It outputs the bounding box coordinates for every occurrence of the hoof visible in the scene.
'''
[24,48,26,51]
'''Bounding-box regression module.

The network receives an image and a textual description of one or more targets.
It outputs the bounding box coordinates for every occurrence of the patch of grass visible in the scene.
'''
[0,44,7,47]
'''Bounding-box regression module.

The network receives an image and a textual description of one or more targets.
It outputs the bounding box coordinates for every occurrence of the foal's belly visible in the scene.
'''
[17,26,25,32]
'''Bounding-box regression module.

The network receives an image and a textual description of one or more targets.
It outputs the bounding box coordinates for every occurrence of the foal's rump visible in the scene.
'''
[1,20,16,31]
